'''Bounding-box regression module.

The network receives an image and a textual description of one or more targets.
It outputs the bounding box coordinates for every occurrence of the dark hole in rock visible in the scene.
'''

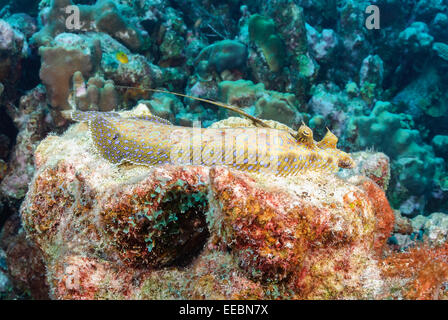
[0,108,17,154]
[158,189,210,268]
[117,187,210,268]
[72,0,97,5]
[17,46,41,92]
[2,0,39,16]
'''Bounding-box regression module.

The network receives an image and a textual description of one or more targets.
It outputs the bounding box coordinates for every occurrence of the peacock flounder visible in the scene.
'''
[70,106,355,177]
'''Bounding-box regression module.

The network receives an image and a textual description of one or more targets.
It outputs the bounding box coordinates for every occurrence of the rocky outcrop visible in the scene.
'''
[19,107,397,299]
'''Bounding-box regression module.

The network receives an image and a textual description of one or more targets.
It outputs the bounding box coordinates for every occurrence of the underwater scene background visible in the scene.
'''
[0,0,447,300]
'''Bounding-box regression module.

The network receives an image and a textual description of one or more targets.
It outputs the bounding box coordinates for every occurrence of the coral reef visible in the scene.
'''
[399,22,434,53]
[19,107,397,299]
[381,243,448,300]
[432,135,448,159]
[39,33,100,113]
[340,151,391,191]
[393,66,448,119]
[248,14,285,73]
[0,18,28,88]
[306,24,338,63]
[0,85,52,202]
[70,71,118,112]
[218,80,305,128]
[32,0,145,51]
[0,213,49,299]
[0,0,447,301]
[411,212,448,246]
[195,40,248,74]
[345,101,444,216]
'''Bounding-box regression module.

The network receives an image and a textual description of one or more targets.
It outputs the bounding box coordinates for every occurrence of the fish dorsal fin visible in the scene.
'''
[317,128,338,149]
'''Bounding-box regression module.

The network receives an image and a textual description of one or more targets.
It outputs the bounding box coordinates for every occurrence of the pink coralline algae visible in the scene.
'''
[17,107,405,299]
